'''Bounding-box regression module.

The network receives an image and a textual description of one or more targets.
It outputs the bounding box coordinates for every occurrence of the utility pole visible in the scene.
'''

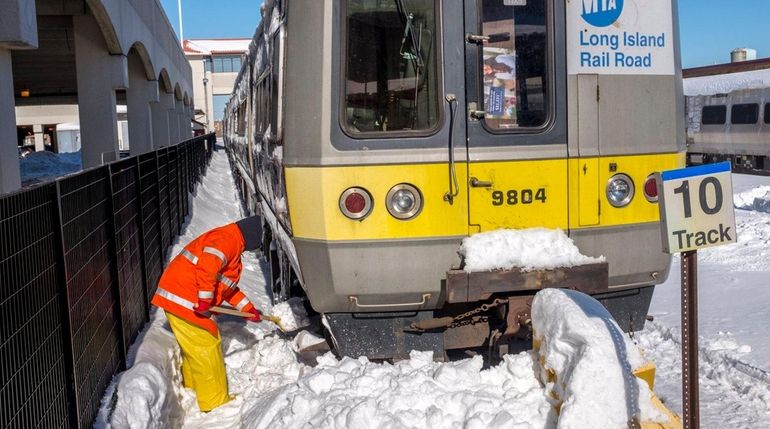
[177,0,184,43]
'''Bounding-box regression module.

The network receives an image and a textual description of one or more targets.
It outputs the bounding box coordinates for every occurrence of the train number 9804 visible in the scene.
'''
[491,188,547,206]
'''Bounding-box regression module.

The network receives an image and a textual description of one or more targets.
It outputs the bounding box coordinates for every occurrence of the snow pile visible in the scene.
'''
[734,185,770,212]
[20,150,82,184]
[684,68,770,96]
[270,298,310,332]
[532,289,668,428]
[461,228,604,273]
[244,350,554,429]
[96,313,184,429]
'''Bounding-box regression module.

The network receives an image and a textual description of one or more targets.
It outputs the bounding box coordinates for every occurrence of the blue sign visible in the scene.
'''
[581,0,624,28]
[488,87,505,116]
[660,161,731,181]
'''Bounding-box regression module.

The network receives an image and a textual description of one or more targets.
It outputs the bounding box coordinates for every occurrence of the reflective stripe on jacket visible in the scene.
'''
[151,223,256,336]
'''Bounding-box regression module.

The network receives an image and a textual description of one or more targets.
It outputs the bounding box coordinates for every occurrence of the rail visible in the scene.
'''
[0,134,215,428]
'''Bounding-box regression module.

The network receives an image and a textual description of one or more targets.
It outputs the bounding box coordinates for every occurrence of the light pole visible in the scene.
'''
[203,76,210,132]
[177,0,184,43]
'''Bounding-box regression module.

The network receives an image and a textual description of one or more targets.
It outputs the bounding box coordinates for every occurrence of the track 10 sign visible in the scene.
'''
[656,162,737,253]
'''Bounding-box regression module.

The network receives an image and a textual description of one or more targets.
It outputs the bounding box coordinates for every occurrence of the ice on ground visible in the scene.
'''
[532,289,668,429]
[270,298,310,332]
[461,228,604,272]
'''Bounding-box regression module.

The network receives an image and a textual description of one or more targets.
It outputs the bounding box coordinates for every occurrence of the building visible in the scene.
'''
[1,0,194,194]
[184,38,251,135]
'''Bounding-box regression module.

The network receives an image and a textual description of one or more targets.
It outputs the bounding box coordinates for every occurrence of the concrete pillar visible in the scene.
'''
[180,103,190,141]
[167,98,180,145]
[0,48,21,193]
[151,91,174,148]
[126,55,158,155]
[74,14,128,167]
[33,124,45,152]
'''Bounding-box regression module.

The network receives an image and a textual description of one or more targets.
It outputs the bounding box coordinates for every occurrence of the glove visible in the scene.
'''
[193,299,212,315]
[247,307,261,322]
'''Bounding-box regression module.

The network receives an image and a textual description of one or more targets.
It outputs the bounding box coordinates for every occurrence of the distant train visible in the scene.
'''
[685,61,770,170]
[224,0,685,360]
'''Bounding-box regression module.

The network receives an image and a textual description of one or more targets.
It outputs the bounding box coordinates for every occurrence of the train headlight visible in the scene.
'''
[340,187,373,220]
[606,174,635,207]
[386,184,422,220]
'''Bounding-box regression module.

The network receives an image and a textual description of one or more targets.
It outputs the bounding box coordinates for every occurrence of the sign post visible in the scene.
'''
[656,161,737,429]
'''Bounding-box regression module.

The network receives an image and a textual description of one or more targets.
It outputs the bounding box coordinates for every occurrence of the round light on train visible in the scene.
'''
[606,174,635,208]
[339,187,373,220]
[386,184,423,220]
[643,175,658,202]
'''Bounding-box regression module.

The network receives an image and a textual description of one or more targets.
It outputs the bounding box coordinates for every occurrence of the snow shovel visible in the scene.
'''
[210,305,286,331]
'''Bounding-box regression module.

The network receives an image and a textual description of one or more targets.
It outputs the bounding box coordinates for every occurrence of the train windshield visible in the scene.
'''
[481,0,548,130]
[343,0,440,134]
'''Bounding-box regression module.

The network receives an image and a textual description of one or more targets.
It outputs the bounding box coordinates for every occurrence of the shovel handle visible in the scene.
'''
[210,305,252,318]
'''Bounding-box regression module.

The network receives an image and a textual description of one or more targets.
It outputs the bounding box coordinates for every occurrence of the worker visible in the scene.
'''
[151,215,263,411]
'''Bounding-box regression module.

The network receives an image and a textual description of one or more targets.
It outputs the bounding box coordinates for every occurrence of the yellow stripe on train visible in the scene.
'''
[285,153,684,241]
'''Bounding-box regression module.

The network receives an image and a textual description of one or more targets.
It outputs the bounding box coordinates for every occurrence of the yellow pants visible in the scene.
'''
[166,311,230,411]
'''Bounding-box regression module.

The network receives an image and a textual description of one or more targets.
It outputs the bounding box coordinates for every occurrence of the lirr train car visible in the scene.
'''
[224,0,685,359]
[684,60,770,170]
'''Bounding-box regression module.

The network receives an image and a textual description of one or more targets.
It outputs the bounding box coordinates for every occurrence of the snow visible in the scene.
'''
[270,298,309,332]
[532,289,667,428]
[684,67,770,96]
[99,146,770,429]
[461,228,605,272]
[733,185,770,212]
[19,150,82,185]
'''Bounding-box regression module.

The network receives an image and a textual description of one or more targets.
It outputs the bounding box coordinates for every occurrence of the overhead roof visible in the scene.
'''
[183,39,251,56]
[683,58,770,97]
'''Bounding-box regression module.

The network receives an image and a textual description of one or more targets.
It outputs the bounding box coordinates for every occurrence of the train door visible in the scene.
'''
[463,0,569,233]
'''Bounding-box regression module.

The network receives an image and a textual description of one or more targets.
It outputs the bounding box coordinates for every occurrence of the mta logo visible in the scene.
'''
[582,0,624,27]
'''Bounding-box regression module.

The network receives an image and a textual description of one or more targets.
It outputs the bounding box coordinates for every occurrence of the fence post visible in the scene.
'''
[134,156,151,320]
[105,165,128,369]
[154,150,165,268]
[51,181,81,429]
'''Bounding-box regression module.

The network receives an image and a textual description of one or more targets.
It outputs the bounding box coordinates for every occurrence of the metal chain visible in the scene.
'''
[451,298,507,324]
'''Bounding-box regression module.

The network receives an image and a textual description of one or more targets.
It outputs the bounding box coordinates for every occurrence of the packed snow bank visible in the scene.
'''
[734,185,770,212]
[461,228,604,273]
[244,350,554,429]
[96,313,184,429]
[19,150,82,184]
[532,289,668,428]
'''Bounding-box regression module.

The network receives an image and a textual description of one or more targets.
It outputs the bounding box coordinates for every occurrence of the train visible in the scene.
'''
[685,60,770,171]
[223,0,685,360]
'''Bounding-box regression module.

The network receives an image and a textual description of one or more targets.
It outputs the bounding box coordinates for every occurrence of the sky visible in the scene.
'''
[160,0,770,69]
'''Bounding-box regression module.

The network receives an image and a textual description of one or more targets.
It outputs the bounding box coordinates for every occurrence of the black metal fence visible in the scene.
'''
[0,134,215,428]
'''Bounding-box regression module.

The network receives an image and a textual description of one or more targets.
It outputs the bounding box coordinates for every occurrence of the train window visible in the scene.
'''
[701,106,726,125]
[343,0,440,135]
[481,0,548,130]
[731,103,758,125]
[765,104,770,124]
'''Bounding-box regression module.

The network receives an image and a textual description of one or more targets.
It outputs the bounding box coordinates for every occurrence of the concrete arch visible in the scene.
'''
[184,92,191,106]
[128,42,156,81]
[174,83,183,101]
[85,0,123,54]
[158,69,173,94]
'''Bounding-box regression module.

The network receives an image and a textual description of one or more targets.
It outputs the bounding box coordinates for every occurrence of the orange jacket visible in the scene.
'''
[151,223,256,336]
